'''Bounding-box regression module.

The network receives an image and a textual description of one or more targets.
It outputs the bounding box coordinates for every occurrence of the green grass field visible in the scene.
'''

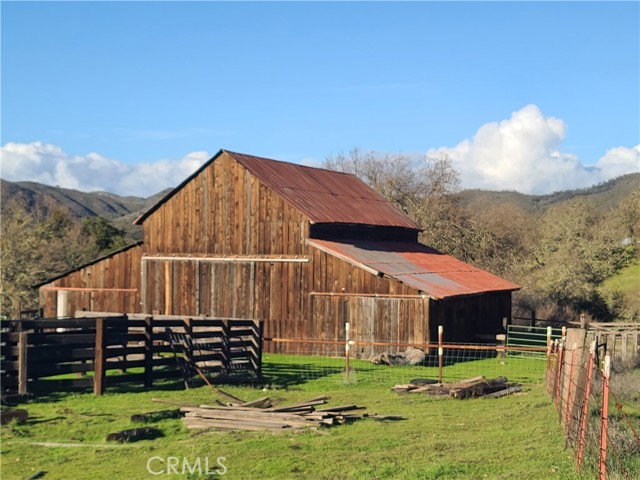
[1,354,587,479]
[602,260,639,295]
[600,260,640,320]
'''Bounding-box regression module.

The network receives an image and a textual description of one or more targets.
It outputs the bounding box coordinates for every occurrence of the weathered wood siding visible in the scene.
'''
[38,244,142,318]
[303,248,429,356]
[136,151,431,353]
[138,244,429,354]
[142,151,308,256]
[308,295,430,358]
[38,150,511,352]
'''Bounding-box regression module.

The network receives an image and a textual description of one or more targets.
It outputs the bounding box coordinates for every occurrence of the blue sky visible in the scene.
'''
[2,1,639,196]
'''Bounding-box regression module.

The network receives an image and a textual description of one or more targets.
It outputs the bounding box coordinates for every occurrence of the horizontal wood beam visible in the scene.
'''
[141,255,309,263]
[310,292,428,299]
[265,337,547,352]
[41,287,137,293]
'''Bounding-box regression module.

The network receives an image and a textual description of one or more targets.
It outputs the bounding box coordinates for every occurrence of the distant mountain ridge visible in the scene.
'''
[0,179,172,240]
[457,173,639,213]
[2,172,638,238]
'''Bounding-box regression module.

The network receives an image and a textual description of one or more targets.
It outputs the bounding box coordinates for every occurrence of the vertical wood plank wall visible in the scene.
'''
[38,244,142,318]
[37,151,510,354]
[142,152,309,256]
[136,150,431,353]
[140,248,426,355]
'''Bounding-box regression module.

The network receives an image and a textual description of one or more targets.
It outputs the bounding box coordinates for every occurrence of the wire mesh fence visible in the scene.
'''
[262,338,549,390]
[546,327,640,479]
[261,325,639,479]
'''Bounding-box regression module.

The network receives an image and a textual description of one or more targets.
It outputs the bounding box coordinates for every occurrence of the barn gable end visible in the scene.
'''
[37,242,143,318]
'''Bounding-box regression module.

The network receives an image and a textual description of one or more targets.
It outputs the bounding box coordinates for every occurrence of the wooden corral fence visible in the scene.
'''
[0,315,263,396]
[589,322,639,361]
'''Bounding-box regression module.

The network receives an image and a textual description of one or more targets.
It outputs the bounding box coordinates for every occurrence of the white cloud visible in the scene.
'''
[595,145,640,180]
[427,104,640,194]
[0,141,210,197]
[2,111,638,200]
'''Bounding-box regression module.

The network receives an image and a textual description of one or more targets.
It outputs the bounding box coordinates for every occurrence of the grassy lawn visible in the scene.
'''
[602,260,640,296]
[600,260,640,318]
[1,354,580,479]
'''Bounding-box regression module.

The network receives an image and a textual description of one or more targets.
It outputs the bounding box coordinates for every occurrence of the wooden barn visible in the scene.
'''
[37,150,519,356]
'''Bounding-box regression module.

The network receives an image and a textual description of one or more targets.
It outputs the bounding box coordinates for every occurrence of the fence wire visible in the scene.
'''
[546,329,640,479]
[263,339,548,389]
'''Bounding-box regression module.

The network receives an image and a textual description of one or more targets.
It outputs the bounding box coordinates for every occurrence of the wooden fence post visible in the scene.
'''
[345,322,351,384]
[93,318,105,395]
[144,316,154,389]
[184,318,193,366]
[256,320,263,380]
[599,355,611,480]
[18,323,28,395]
[221,320,231,375]
[438,325,444,384]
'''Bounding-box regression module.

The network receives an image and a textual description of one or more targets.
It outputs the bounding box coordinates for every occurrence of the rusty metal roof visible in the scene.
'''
[227,151,420,229]
[308,239,520,299]
[135,150,420,229]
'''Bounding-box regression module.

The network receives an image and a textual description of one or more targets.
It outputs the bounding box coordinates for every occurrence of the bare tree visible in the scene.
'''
[324,149,422,215]
[324,149,471,255]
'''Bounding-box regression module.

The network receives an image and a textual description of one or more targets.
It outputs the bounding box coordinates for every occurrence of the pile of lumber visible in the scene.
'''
[181,395,401,432]
[0,408,28,425]
[391,376,522,399]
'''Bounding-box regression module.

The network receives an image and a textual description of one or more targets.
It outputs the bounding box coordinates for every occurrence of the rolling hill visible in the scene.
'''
[0,179,172,241]
[458,172,639,214]
[2,172,638,241]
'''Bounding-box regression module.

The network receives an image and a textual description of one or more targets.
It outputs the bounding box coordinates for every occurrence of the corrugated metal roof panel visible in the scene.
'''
[228,152,420,229]
[135,149,421,229]
[395,273,468,298]
[308,239,520,299]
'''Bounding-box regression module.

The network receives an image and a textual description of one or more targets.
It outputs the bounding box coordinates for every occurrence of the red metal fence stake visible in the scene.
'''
[545,327,553,391]
[576,340,595,473]
[547,340,557,395]
[554,340,564,412]
[599,355,611,480]
[564,342,577,440]
[546,326,552,370]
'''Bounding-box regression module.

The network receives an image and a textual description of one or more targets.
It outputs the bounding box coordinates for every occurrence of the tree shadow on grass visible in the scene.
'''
[260,361,343,387]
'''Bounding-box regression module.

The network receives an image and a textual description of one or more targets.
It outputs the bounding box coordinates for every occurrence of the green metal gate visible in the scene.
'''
[506,325,563,349]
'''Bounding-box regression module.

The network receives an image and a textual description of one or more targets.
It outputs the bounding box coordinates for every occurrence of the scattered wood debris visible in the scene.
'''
[392,376,522,399]
[106,427,164,443]
[131,409,182,424]
[181,395,404,432]
[0,408,28,425]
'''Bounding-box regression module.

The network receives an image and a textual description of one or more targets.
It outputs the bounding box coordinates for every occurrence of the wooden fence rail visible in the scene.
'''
[589,323,640,361]
[0,315,263,396]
